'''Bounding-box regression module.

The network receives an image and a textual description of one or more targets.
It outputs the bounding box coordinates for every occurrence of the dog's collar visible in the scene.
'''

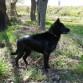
[49,31,58,38]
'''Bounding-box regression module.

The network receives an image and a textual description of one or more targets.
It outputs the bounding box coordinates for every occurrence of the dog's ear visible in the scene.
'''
[53,18,60,25]
[56,18,60,23]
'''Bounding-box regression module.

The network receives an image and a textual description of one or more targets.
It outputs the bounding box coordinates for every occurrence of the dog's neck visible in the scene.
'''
[48,31,60,38]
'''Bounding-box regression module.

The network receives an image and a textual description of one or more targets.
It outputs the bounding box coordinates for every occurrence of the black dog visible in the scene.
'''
[11,18,70,70]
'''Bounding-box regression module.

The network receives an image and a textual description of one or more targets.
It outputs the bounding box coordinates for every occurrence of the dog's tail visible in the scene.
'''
[11,50,18,55]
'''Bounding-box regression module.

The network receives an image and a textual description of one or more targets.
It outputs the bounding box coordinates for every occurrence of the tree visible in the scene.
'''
[10,0,18,16]
[0,0,9,30]
[30,0,36,21]
[37,0,48,30]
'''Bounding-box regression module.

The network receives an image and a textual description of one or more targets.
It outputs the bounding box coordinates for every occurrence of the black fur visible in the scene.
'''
[11,18,70,70]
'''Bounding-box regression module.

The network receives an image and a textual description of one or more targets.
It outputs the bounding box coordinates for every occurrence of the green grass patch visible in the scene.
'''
[25,20,37,25]
[74,63,83,75]
[47,6,83,17]
[23,66,43,82]
[0,60,10,79]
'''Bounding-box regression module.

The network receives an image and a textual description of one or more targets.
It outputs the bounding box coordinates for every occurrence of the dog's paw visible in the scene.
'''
[44,65,50,72]
[24,66,28,71]
[45,65,50,69]
[15,64,19,68]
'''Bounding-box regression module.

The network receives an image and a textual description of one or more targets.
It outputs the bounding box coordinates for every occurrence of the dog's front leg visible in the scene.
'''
[43,52,50,71]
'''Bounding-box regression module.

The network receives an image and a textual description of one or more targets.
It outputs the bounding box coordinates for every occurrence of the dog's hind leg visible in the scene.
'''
[23,51,31,66]
[15,52,24,67]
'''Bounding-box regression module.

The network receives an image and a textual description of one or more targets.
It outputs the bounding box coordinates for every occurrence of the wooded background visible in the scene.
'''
[0,0,48,30]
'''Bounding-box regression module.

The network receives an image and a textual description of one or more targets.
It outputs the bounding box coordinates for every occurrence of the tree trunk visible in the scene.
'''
[10,0,17,16]
[30,0,36,21]
[0,0,9,30]
[37,0,48,30]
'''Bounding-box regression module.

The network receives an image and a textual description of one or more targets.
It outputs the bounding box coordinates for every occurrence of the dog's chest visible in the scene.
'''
[44,40,58,53]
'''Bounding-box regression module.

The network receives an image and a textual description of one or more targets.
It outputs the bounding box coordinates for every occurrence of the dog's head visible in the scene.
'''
[49,18,70,36]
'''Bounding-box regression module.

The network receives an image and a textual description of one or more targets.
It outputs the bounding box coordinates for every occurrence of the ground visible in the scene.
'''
[0,7,83,82]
